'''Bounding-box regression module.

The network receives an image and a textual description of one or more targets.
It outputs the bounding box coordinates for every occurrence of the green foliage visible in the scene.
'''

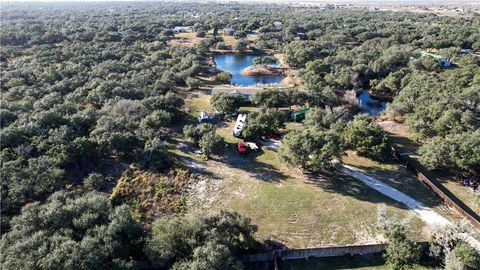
[445,241,480,270]
[284,41,319,68]
[304,106,347,129]
[279,127,344,172]
[172,242,243,270]
[377,208,421,270]
[0,191,144,270]
[83,172,108,191]
[199,131,224,158]
[186,77,201,90]
[183,123,216,144]
[253,56,277,66]
[242,109,286,140]
[145,210,259,269]
[383,224,421,270]
[210,92,244,114]
[419,131,480,175]
[232,39,248,51]
[343,115,389,160]
[215,71,232,83]
[183,123,224,158]
[251,88,284,108]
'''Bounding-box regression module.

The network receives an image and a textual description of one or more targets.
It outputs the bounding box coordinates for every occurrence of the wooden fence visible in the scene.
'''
[240,242,429,263]
[390,146,480,232]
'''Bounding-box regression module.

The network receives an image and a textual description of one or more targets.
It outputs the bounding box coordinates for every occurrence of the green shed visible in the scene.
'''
[291,108,309,122]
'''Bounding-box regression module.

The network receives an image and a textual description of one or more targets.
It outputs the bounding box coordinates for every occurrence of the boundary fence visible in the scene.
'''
[390,146,480,231]
[240,242,429,263]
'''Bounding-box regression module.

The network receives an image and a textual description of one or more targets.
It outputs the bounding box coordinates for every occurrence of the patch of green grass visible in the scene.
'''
[174,32,197,39]
[221,34,236,46]
[188,93,212,117]
[278,254,434,270]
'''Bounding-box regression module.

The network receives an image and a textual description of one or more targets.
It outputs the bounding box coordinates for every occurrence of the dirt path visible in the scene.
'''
[341,165,480,251]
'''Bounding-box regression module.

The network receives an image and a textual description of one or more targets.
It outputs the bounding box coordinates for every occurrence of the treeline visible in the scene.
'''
[1,2,479,269]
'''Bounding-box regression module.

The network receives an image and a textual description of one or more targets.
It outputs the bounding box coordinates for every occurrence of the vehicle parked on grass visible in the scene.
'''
[237,143,248,154]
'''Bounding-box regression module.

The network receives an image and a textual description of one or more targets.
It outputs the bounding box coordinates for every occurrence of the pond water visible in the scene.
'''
[357,91,387,115]
[214,53,285,86]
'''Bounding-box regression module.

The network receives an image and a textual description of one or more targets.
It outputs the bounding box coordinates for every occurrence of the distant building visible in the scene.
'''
[297,33,307,40]
[421,51,451,67]
[117,31,128,38]
[223,27,235,36]
[273,21,283,30]
[173,26,186,33]
[211,87,263,102]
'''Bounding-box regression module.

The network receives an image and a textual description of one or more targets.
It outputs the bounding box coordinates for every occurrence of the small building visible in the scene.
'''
[273,21,283,30]
[211,87,263,102]
[297,33,307,40]
[420,51,451,67]
[291,108,309,122]
[223,27,235,36]
[198,111,222,123]
[173,26,186,33]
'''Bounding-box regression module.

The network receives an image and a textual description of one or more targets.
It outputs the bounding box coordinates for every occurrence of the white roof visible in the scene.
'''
[233,114,247,137]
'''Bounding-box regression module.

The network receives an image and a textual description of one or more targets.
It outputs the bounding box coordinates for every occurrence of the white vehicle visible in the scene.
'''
[233,114,247,137]
[245,142,259,151]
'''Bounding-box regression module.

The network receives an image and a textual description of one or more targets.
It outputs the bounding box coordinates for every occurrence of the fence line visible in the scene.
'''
[240,242,429,263]
[390,146,480,232]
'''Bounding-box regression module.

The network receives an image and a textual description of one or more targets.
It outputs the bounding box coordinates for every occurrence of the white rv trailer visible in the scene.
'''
[233,114,247,137]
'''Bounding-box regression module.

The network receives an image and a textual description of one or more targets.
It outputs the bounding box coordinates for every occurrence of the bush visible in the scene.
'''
[186,77,200,90]
[445,241,480,270]
[83,172,107,191]
[210,92,244,114]
[216,71,232,83]
[343,115,389,160]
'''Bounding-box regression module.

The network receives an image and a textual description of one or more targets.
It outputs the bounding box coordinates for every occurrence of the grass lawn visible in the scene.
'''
[174,32,197,39]
[222,35,237,46]
[187,91,212,117]
[181,134,427,248]
[179,96,436,248]
[277,254,435,270]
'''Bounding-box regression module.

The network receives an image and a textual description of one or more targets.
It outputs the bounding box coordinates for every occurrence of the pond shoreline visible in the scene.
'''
[213,52,286,86]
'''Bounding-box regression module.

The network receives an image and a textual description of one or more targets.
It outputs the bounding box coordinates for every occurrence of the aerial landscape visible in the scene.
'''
[0,0,479,269]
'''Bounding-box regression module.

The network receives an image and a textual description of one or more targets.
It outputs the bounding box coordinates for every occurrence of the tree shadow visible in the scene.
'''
[306,170,410,210]
[213,146,289,183]
[349,164,444,210]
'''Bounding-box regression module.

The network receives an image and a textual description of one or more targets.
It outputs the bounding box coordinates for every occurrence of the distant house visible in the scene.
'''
[223,27,235,36]
[173,26,186,33]
[211,87,263,102]
[117,31,128,38]
[420,51,451,67]
[273,21,283,30]
[297,33,307,40]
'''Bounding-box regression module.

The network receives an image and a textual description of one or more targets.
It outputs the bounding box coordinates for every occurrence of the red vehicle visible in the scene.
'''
[237,143,247,154]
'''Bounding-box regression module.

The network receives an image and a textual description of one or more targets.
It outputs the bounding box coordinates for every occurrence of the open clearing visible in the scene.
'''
[174,92,464,248]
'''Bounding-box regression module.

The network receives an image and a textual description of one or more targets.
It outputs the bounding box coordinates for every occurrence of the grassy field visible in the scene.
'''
[180,94,430,247]
[276,254,435,270]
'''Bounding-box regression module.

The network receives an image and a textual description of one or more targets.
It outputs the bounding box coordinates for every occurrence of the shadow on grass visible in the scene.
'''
[349,164,444,210]
[214,145,289,183]
[306,171,410,210]
[277,253,387,270]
